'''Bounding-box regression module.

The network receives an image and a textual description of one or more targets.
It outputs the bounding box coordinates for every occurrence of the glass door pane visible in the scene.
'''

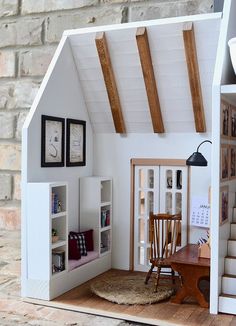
[160,166,188,248]
[134,166,160,272]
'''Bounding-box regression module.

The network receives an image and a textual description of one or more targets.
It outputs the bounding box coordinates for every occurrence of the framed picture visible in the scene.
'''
[230,105,236,138]
[220,144,229,181]
[41,115,65,167]
[230,146,236,179]
[220,186,229,225]
[221,100,230,138]
[66,119,86,166]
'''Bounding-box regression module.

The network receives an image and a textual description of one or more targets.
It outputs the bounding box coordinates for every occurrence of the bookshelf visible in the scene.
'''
[26,182,68,298]
[80,177,112,257]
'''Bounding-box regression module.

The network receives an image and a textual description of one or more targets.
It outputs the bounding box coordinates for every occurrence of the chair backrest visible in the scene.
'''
[149,213,181,261]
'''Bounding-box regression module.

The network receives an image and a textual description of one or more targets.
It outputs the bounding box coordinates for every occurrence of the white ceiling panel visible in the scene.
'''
[69,13,221,133]
[125,122,153,133]
[92,123,116,133]
[85,101,111,113]
[123,111,152,123]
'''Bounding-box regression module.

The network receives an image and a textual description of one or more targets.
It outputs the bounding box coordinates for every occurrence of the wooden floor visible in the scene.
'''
[27,270,236,325]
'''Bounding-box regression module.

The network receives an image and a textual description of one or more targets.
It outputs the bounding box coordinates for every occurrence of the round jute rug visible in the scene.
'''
[90,275,174,305]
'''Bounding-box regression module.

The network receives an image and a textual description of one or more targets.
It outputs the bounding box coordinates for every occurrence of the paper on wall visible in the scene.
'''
[190,195,210,228]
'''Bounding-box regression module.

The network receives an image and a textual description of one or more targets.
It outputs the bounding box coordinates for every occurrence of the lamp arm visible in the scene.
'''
[196,140,212,152]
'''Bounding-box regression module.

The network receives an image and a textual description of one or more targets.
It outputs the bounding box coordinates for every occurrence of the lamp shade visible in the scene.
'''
[186,140,212,167]
[186,152,208,166]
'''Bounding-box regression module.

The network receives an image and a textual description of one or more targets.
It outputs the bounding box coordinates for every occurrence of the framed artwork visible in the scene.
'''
[221,100,230,138]
[66,119,86,166]
[220,186,229,225]
[41,115,65,167]
[220,144,229,181]
[230,105,236,138]
[230,146,236,179]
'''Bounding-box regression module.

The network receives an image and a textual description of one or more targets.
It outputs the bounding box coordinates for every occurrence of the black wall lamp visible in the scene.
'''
[186,140,212,167]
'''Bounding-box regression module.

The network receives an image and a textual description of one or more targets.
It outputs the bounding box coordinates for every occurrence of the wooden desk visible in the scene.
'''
[167,244,210,308]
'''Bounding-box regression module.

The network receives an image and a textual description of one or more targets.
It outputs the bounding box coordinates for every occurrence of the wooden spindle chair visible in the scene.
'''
[145,212,181,292]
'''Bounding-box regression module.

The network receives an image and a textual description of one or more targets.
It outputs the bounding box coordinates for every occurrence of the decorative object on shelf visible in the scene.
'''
[52,249,65,273]
[101,208,110,227]
[186,140,212,166]
[220,186,229,225]
[221,100,230,138]
[41,115,65,167]
[52,228,59,243]
[230,146,236,179]
[100,230,110,254]
[220,144,229,181]
[66,119,86,166]
[51,191,62,214]
[228,37,236,75]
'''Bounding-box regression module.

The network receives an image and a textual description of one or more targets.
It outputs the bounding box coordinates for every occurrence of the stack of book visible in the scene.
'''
[101,208,110,227]
[51,192,62,214]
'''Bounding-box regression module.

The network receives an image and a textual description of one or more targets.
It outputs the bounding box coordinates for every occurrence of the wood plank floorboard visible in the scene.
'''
[27,269,236,326]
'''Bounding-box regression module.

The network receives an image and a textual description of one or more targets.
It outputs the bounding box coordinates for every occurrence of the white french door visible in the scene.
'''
[134,166,160,272]
[133,164,188,272]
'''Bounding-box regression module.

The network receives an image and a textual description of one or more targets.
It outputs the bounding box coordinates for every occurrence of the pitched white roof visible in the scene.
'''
[66,13,221,133]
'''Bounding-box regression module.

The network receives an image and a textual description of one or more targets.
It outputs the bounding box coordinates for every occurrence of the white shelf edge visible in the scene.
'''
[100,202,111,207]
[100,225,111,232]
[50,182,68,188]
[51,211,67,219]
[51,268,67,279]
[51,240,67,249]
[221,84,236,94]
[100,250,111,257]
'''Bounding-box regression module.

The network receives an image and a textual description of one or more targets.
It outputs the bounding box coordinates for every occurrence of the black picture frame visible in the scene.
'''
[66,119,86,167]
[41,115,65,167]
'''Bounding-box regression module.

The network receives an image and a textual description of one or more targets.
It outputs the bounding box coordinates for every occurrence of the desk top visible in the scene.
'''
[166,244,210,267]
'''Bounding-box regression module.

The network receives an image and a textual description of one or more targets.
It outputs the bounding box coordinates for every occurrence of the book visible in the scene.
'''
[101,208,110,227]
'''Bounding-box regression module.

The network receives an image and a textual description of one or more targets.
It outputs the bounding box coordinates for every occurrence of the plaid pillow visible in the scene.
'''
[70,230,94,251]
[77,233,87,256]
[69,232,87,256]
[68,236,81,260]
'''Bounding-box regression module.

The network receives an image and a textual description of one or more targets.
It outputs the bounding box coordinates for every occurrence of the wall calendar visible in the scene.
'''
[190,195,210,228]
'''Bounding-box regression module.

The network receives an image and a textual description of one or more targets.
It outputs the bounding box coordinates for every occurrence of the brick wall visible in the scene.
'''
[0,0,213,229]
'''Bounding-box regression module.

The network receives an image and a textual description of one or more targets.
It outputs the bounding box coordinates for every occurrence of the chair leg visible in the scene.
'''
[154,266,161,292]
[145,264,154,284]
[171,269,175,284]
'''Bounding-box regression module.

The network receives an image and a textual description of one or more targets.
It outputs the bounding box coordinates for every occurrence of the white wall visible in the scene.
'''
[93,132,212,270]
[23,38,93,231]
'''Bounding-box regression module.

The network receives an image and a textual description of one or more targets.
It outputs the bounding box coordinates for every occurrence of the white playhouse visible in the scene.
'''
[21,0,236,320]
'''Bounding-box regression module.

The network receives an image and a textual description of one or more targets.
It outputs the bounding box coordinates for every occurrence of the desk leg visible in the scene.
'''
[170,263,209,308]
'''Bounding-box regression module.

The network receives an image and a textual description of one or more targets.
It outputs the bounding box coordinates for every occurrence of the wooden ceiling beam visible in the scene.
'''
[95,32,126,134]
[183,22,206,133]
[136,27,164,133]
